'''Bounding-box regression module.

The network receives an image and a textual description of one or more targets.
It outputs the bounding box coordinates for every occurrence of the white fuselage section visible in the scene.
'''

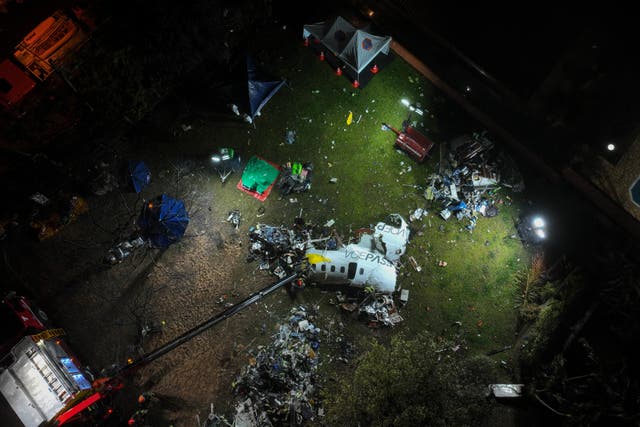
[307,244,397,294]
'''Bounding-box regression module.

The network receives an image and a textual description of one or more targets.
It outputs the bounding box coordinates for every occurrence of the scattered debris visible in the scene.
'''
[232,306,321,425]
[29,195,89,241]
[419,130,523,233]
[486,384,524,399]
[247,222,310,278]
[105,236,146,264]
[278,162,312,195]
[285,130,296,145]
[409,208,426,222]
[227,210,241,229]
[399,289,409,306]
[211,148,242,183]
[408,256,422,272]
[29,193,50,205]
[360,294,404,327]
[340,302,358,312]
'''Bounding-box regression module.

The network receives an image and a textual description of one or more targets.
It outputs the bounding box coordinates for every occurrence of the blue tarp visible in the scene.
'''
[631,177,640,207]
[447,200,467,212]
[246,56,286,119]
[138,194,189,248]
[128,160,151,193]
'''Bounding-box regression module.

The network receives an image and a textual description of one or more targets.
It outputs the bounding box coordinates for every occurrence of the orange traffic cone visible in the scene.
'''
[336,67,342,76]
[371,64,379,74]
[352,80,360,88]
[319,51,325,61]
[304,38,309,47]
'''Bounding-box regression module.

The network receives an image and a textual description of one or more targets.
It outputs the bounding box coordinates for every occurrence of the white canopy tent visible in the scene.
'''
[340,30,392,75]
[303,16,392,80]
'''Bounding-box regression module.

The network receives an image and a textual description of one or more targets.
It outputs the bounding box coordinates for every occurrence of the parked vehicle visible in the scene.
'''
[0,335,94,427]
[0,293,99,427]
[0,293,48,357]
[13,9,88,81]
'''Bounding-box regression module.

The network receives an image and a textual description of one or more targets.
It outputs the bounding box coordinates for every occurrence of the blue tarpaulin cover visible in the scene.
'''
[138,194,189,248]
[447,200,467,211]
[246,56,286,119]
[128,160,151,193]
[631,177,640,207]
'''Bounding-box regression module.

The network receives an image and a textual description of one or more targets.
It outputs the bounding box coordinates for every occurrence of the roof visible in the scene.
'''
[303,17,392,75]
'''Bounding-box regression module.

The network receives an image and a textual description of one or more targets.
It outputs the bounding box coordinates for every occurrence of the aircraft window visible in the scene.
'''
[330,265,336,272]
[321,264,326,272]
[340,266,345,273]
[359,268,364,275]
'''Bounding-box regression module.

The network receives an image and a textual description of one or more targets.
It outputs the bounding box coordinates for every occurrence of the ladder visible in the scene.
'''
[26,347,69,402]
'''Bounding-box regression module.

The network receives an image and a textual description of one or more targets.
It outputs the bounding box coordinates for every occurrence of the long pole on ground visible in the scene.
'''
[120,272,299,372]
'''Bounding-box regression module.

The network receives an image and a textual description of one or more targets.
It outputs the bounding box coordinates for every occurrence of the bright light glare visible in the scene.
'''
[401,99,410,107]
[607,143,615,151]
[211,156,221,163]
[409,105,415,111]
[532,217,545,228]
[534,229,546,239]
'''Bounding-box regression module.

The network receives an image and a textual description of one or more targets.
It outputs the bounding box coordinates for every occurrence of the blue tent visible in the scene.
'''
[128,160,151,193]
[138,194,189,248]
[246,56,286,119]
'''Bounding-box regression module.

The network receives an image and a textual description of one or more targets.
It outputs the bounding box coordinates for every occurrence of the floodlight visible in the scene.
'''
[211,155,221,163]
[532,217,545,228]
[409,105,415,112]
[401,99,410,107]
[534,228,546,239]
[607,143,615,151]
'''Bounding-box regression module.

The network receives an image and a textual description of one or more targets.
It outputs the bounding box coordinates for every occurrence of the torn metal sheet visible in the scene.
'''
[486,384,524,399]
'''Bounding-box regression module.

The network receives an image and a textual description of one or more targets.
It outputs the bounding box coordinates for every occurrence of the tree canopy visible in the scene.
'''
[324,332,497,427]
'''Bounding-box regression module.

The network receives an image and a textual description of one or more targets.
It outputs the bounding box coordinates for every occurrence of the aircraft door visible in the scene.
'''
[347,262,357,280]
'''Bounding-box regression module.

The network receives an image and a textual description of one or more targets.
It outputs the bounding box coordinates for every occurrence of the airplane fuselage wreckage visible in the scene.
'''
[306,214,409,294]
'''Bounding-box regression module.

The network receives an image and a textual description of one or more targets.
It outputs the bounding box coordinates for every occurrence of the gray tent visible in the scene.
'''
[303,16,355,48]
[303,16,392,80]
[340,30,392,75]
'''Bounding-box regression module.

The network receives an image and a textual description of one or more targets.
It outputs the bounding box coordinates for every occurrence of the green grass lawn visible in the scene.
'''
[241,34,530,355]
[151,28,532,357]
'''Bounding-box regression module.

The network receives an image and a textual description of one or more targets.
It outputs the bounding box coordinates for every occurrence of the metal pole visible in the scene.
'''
[121,273,299,372]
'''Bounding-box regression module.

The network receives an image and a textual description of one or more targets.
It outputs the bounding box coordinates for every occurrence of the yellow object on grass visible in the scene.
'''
[306,253,332,264]
[346,111,353,125]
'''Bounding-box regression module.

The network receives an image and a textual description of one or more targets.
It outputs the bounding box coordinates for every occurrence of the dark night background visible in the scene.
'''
[1,0,639,425]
